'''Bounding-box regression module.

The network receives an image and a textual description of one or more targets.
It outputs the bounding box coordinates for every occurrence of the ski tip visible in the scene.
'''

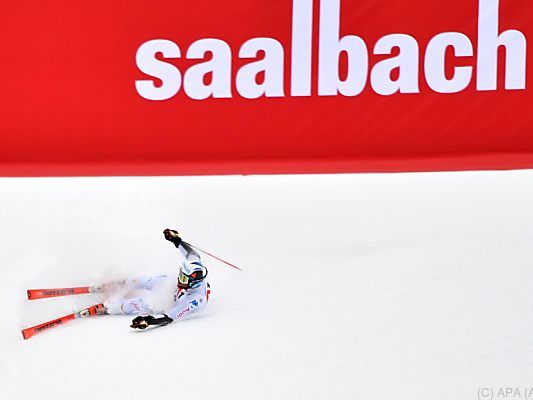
[21,327,38,340]
[26,290,32,300]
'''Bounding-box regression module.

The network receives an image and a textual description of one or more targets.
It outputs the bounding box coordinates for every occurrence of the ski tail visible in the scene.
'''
[27,286,102,300]
[21,303,106,340]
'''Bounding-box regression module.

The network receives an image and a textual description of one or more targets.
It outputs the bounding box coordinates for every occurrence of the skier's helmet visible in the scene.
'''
[178,260,207,289]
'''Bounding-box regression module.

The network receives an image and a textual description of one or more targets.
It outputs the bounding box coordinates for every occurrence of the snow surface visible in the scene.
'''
[0,172,532,400]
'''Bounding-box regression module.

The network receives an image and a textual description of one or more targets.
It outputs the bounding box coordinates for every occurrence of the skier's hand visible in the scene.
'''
[163,229,181,242]
[130,315,155,330]
[158,314,173,327]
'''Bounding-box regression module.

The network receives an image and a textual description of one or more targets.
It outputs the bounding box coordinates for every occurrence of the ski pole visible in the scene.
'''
[184,242,242,271]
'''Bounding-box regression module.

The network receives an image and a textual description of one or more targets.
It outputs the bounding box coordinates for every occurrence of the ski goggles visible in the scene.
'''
[178,271,190,287]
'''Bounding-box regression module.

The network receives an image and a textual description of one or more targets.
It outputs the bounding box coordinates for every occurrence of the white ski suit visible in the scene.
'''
[104,241,210,322]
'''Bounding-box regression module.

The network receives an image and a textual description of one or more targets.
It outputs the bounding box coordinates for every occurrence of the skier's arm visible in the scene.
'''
[129,291,205,329]
[165,290,206,321]
[163,228,201,262]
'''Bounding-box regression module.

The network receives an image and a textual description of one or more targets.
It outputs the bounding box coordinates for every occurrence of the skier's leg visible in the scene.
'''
[130,275,169,291]
[95,275,169,293]
[104,297,154,315]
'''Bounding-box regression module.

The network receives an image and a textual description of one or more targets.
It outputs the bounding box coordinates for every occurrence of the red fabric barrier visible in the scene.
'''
[0,0,531,176]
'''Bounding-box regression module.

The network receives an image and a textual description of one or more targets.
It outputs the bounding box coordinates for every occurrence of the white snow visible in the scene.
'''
[1,172,532,399]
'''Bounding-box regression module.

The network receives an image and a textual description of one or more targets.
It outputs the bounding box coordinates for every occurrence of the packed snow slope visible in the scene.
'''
[1,172,532,400]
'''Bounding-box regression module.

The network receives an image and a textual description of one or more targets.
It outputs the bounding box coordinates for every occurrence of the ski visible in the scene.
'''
[27,285,103,300]
[21,303,106,340]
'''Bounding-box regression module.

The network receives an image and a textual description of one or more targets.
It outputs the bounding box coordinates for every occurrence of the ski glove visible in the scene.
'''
[163,229,182,245]
[130,315,173,329]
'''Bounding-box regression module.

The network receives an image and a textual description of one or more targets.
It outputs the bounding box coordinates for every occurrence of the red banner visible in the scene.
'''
[0,0,531,175]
